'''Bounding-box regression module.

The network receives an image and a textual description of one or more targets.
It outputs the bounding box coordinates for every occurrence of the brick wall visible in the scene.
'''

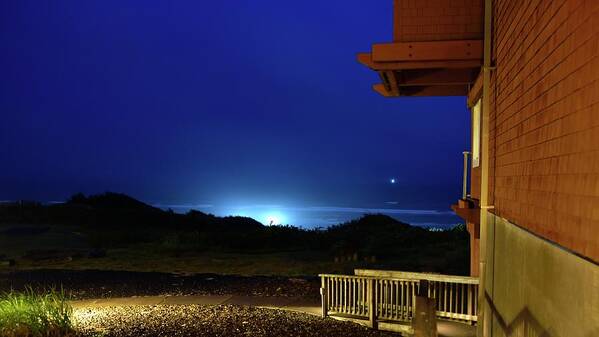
[490,0,599,262]
[394,0,483,42]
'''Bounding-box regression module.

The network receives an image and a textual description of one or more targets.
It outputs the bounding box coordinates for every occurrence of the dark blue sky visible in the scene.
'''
[1,1,469,223]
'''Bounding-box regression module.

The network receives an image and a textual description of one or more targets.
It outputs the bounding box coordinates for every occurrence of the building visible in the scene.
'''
[356,0,599,336]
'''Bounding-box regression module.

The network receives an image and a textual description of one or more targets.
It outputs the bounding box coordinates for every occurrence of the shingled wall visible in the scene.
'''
[489,0,599,262]
[393,0,484,42]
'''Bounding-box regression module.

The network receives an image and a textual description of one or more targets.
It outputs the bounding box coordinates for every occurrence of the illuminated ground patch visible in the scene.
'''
[74,304,398,337]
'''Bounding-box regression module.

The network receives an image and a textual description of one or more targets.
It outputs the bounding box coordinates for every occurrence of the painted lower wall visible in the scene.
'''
[483,213,598,337]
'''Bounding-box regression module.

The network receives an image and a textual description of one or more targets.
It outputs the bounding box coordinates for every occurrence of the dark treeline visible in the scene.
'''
[0,192,469,274]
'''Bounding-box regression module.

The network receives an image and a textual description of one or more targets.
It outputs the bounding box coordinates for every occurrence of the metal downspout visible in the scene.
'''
[478,0,493,336]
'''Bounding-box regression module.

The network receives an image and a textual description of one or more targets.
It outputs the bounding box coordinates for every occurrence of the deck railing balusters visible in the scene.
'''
[443,282,447,314]
[319,272,478,327]
[450,282,454,314]
[400,280,405,319]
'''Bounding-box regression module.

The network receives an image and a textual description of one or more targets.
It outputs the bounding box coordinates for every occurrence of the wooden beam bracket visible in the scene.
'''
[372,40,483,62]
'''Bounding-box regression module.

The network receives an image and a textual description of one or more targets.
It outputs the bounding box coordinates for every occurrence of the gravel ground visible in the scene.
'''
[0,269,320,300]
[75,304,399,337]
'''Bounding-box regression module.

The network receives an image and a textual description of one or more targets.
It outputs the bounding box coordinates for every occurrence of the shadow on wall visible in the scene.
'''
[485,292,550,337]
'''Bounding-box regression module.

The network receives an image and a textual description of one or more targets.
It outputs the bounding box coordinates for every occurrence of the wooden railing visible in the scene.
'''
[375,278,420,322]
[320,270,478,332]
[321,275,371,319]
[428,277,478,322]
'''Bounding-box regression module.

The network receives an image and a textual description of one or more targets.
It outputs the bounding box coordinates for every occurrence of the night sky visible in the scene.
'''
[1,1,469,227]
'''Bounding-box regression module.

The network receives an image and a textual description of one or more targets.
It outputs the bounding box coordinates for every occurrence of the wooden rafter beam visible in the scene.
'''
[398,69,476,86]
[371,40,483,62]
[378,71,400,96]
[357,52,481,71]
[372,83,399,97]
[372,84,467,97]
[401,85,468,96]
[358,39,482,98]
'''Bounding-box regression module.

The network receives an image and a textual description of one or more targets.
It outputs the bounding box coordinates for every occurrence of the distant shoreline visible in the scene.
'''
[0,197,462,230]
[153,204,461,229]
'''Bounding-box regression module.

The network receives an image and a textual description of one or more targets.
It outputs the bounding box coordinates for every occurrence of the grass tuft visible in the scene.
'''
[0,288,76,337]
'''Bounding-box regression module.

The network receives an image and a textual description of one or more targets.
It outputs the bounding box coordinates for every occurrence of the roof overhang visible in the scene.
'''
[359,39,483,97]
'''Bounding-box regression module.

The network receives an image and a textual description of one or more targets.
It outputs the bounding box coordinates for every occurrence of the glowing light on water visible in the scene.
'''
[263,212,285,226]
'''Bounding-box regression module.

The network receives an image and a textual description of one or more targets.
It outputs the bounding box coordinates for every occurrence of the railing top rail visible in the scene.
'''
[318,274,365,279]
[318,273,420,282]
[353,269,479,284]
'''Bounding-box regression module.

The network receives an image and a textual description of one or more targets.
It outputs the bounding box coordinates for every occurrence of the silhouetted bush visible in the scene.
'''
[0,192,469,274]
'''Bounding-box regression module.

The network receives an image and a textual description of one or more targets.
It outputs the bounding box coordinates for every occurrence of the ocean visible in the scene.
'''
[154,204,462,230]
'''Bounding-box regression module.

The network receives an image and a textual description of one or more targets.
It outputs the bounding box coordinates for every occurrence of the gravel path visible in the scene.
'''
[75,304,399,337]
[0,269,320,300]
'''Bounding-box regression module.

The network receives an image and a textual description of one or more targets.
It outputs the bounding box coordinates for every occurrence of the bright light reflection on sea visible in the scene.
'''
[155,204,462,230]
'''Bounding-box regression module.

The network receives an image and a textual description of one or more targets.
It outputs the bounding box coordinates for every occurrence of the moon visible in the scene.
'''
[390,178,396,184]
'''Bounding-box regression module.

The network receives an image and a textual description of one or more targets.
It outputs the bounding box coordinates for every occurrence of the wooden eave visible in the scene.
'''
[451,203,480,226]
[372,40,483,62]
[357,53,482,71]
[358,39,483,97]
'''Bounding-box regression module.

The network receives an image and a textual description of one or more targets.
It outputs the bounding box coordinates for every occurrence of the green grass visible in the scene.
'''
[0,289,75,337]
[0,222,469,276]
[12,247,356,276]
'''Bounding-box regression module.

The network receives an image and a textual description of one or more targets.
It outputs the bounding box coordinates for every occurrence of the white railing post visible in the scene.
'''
[368,278,377,329]
[321,276,328,318]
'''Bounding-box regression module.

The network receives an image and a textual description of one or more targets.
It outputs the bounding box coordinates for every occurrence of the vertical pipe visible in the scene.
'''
[479,0,493,335]
[462,151,470,199]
